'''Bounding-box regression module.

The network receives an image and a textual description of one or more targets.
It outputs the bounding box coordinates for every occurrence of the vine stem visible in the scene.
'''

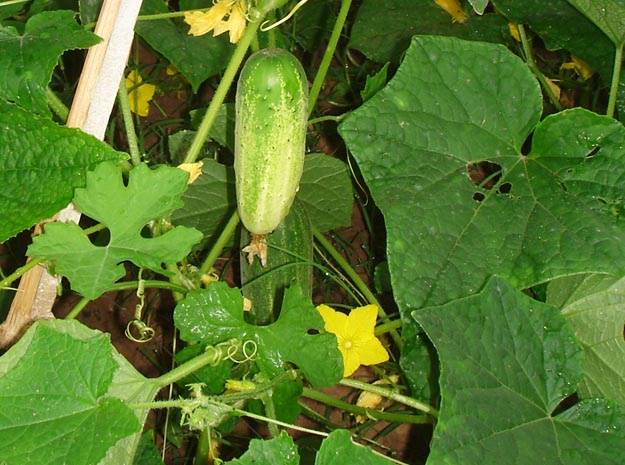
[312,226,402,349]
[199,210,241,277]
[0,258,43,290]
[183,15,264,164]
[307,0,352,116]
[301,387,434,424]
[518,24,562,112]
[47,88,69,122]
[117,75,142,166]
[606,42,624,118]
[339,378,438,418]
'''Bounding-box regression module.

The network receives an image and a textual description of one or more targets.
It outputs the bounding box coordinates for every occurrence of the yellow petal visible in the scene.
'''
[434,0,468,23]
[341,345,361,377]
[346,304,379,341]
[213,0,247,43]
[561,55,594,81]
[184,2,230,37]
[125,70,156,117]
[317,304,349,335]
[177,161,203,184]
[354,336,389,367]
[508,22,520,42]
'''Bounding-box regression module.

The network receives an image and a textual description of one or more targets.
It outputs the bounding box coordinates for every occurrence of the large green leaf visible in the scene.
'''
[339,35,625,314]
[547,274,625,404]
[28,162,203,299]
[0,99,128,242]
[415,277,625,465]
[135,0,233,93]
[174,282,343,387]
[567,0,625,46]
[315,430,395,465]
[0,319,160,465]
[349,0,508,63]
[0,10,100,116]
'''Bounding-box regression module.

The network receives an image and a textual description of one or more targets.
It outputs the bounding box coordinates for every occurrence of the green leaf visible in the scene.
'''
[567,0,625,46]
[226,431,299,465]
[190,103,236,152]
[0,99,128,242]
[349,0,508,63]
[174,282,343,387]
[492,0,615,79]
[170,158,237,244]
[0,320,146,465]
[0,10,100,116]
[28,162,203,299]
[136,0,233,92]
[547,274,625,404]
[339,35,625,313]
[133,432,165,465]
[468,0,490,14]
[315,430,395,465]
[298,153,353,232]
[415,276,625,465]
[360,62,390,102]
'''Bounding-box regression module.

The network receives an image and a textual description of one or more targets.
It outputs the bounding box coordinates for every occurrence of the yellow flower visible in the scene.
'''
[213,0,247,43]
[125,70,156,117]
[184,0,248,44]
[561,55,595,81]
[177,161,203,184]
[184,1,231,36]
[317,304,389,377]
[434,0,468,24]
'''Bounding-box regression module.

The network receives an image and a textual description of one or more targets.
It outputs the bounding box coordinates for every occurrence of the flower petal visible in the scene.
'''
[346,304,379,341]
[354,337,389,367]
[125,71,156,117]
[317,304,348,335]
[213,0,247,44]
[341,346,360,377]
[184,3,230,37]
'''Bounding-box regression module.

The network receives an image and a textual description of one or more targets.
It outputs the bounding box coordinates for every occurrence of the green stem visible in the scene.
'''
[154,349,227,388]
[518,24,562,112]
[0,0,29,6]
[607,42,624,118]
[308,114,348,125]
[47,88,69,122]
[312,226,402,349]
[374,318,402,337]
[65,297,90,320]
[301,387,433,424]
[183,17,264,164]
[339,378,438,417]
[0,258,43,290]
[117,77,142,166]
[307,0,352,117]
[199,210,241,276]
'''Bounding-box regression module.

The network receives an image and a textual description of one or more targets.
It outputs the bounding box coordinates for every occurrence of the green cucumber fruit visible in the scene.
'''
[241,200,313,325]
[234,48,308,238]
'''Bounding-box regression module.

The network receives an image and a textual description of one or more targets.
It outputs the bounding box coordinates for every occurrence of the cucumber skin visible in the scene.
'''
[241,200,313,325]
[235,48,308,235]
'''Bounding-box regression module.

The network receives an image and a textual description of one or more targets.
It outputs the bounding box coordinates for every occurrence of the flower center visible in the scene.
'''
[343,340,353,350]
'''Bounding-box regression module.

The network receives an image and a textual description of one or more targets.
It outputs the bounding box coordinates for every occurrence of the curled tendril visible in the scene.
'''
[125,319,155,343]
[225,339,258,364]
[124,270,155,343]
[260,0,309,31]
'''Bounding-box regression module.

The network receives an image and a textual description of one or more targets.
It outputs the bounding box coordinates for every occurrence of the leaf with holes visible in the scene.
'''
[0,10,100,116]
[339,35,625,314]
[415,276,625,465]
[28,162,203,299]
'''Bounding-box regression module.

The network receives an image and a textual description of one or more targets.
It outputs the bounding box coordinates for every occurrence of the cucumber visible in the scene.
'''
[241,200,312,325]
[234,48,308,266]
